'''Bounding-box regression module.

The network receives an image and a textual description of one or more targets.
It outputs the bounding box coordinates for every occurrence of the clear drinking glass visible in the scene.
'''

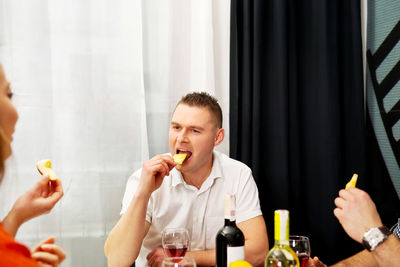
[162,257,196,267]
[162,228,190,258]
[289,235,311,267]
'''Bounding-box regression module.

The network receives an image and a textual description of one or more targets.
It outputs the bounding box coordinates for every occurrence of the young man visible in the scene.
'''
[309,188,400,267]
[104,92,268,267]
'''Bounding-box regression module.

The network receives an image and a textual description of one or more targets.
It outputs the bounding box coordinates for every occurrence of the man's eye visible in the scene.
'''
[192,129,199,133]
[7,93,13,99]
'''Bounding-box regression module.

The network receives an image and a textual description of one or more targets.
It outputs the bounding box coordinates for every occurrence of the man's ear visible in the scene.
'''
[214,128,225,146]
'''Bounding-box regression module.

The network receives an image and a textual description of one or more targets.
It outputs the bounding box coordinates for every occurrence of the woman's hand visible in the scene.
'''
[31,236,66,267]
[2,174,63,236]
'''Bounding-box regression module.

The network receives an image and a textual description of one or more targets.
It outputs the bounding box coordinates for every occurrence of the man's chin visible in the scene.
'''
[176,164,190,173]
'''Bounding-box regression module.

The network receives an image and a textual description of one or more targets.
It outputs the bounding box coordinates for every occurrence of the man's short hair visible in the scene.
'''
[177,92,223,128]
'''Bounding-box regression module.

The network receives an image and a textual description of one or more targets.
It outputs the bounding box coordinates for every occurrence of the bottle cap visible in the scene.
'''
[225,193,236,221]
[274,209,289,241]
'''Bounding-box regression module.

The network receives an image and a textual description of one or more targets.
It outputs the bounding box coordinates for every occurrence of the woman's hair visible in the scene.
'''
[0,128,7,181]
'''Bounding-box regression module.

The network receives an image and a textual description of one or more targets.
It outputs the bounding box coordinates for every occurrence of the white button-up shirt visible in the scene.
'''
[121,151,262,267]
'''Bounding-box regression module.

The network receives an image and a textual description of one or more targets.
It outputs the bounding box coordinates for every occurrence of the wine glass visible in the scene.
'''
[162,228,190,258]
[289,235,311,267]
[162,257,196,267]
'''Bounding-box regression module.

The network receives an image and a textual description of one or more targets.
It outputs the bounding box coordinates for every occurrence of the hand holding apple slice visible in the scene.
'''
[345,173,358,190]
[173,153,187,165]
[36,159,58,181]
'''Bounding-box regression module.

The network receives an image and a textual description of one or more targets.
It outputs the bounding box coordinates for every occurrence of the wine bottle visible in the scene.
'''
[216,193,245,267]
[265,210,299,267]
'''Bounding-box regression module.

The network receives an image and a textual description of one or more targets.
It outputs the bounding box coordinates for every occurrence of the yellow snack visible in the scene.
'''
[173,153,187,164]
[229,260,253,267]
[345,173,358,189]
[36,159,58,181]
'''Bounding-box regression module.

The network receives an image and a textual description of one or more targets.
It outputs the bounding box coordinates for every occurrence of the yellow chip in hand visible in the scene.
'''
[36,159,58,181]
[173,153,187,164]
[345,173,358,189]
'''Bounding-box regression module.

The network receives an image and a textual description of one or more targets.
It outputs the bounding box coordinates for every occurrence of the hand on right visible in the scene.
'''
[138,155,176,196]
[333,187,382,243]
[307,256,327,267]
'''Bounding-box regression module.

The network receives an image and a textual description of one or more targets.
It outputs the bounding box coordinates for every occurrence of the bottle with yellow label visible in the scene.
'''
[265,210,299,267]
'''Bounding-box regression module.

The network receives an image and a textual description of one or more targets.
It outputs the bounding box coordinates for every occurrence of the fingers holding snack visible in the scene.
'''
[139,155,177,195]
[36,159,63,200]
[37,159,58,181]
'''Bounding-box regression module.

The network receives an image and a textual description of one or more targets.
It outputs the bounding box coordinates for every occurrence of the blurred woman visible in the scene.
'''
[0,63,66,266]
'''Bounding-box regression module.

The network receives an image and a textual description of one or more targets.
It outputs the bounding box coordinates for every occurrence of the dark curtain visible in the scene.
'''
[230,0,372,264]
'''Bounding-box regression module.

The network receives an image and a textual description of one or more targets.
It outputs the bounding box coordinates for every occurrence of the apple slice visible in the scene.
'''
[173,153,187,165]
[36,159,58,181]
[345,173,358,190]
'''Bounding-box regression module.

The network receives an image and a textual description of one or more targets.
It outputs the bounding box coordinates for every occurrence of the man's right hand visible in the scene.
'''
[105,155,175,266]
[333,187,382,244]
[137,154,176,196]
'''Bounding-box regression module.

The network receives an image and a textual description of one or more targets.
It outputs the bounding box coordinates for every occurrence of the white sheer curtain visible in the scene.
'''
[143,0,231,156]
[0,0,230,266]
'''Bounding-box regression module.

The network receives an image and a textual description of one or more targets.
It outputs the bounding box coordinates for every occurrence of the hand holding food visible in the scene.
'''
[334,187,382,243]
[3,170,64,235]
[36,159,58,181]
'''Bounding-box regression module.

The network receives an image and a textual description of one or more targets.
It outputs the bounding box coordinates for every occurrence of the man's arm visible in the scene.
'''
[331,250,377,267]
[104,155,176,267]
[371,234,400,266]
[185,249,215,266]
[332,234,400,267]
[238,215,269,267]
[333,187,400,267]
[105,192,152,267]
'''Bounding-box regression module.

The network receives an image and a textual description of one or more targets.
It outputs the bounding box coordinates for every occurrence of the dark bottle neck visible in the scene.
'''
[224,218,237,226]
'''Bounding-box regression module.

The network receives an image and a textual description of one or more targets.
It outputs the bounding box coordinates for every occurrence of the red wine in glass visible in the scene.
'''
[297,253,309,267]
[289,235,310,267]
[162,228,190,263]
[164,246,188,258]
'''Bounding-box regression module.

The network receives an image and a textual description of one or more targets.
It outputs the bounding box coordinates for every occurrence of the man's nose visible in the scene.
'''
[177,130,189,142]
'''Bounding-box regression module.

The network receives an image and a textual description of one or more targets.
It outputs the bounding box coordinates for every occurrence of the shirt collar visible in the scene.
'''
[171,151,223,188]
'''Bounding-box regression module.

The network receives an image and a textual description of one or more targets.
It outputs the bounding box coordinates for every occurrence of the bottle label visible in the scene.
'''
[227,246,244,267]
